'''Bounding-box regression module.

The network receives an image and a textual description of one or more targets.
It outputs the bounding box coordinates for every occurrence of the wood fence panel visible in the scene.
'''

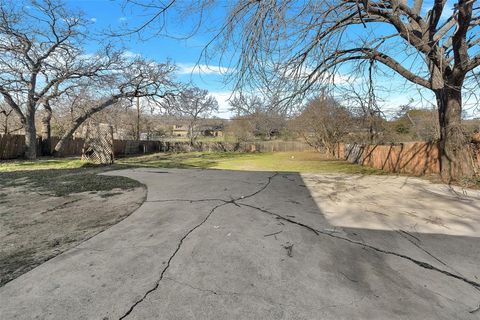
[341,142,443,175]
[0,135,25,159]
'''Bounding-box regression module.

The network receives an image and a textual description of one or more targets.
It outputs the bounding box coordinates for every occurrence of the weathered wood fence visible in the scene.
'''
[336,142,480,176]
[0,135,314,160]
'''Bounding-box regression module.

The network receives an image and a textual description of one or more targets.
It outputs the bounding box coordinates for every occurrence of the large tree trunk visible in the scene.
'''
[54,114,91,156]
[53,96,120,155]
[24,107,37,160]
[435,87,476,181]
[40,103,52,156]
[136,96,141,141]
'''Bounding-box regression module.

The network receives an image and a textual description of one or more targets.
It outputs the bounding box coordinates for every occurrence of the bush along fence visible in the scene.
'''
[336,142,480,176]
[0,134,314,160]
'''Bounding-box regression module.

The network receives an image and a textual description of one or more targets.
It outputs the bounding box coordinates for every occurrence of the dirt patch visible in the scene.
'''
[0,184,146,286]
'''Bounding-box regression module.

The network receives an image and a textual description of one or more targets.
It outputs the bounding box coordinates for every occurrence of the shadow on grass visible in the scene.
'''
[0,164,142,197]
[115,152,239,171]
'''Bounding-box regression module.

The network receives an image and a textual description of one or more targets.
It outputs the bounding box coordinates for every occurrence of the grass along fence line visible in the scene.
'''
[0,134,314,160]
[0,151,382,175]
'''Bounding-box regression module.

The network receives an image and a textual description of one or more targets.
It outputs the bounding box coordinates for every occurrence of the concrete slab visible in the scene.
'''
[1,168,479,319]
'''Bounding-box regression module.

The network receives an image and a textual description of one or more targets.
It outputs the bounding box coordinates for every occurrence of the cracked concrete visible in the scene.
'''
[1,168,480,319]
[117,174,279,319]
[237,202,480,289]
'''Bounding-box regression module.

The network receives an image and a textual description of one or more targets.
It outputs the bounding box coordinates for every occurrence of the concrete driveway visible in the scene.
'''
[1,168,480,319]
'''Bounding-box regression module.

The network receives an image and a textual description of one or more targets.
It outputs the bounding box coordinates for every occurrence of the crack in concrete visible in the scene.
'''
[146,198,226,203]
[396,230,448,268]
[396,230,480,294]
[118,202,226,320]
[237,203,480,290]
[143,172,278,204]
[163,277,219,295]
[117,173,278,319]
[338,271,359,283]
[398,230,421,242]
[241,173,279,199]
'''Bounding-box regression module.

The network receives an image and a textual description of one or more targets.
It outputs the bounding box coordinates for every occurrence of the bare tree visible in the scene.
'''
[229,94,266,116]
[0,0,124,159]
[126,0,480,179]
[229,94,287,140]
[337,61,389,144]
[53,59,177,154]
[225,117,255,142]
[169,87,219,144]
[0,102,23,135]
[393,105,440,142]
[38,84,81,155]
[291,95,353,156]
[93,99,167,141]
[216,0,480,180]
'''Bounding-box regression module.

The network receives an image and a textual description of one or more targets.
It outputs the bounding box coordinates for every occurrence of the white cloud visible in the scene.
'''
[119,17,128,22]
[208,91,234,117]
[122,51,141,59]
[80,51,141,60]
[90,17,97,23]
[177,63,231,75]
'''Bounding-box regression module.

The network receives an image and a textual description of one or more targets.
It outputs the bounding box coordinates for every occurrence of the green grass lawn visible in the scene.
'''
[0,152,382,174]
[117,151,383,174]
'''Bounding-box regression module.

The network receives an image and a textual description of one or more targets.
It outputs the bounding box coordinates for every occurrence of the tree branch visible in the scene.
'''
[0,86,26,123]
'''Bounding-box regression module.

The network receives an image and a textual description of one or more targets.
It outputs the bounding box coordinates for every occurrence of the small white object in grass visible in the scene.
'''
[240,196,244,199]
[291,156,295,159]
[227,233,231,237]
[213,225,220,229]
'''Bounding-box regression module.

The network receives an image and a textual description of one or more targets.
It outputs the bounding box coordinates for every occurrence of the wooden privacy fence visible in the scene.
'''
[0,135,25,159]
[0,135,314,160]
[337,142,480,175]
[0,135,85,159]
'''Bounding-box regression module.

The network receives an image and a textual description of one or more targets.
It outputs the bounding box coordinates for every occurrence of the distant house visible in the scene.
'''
[169,123,225,138]
[198,124,224,137]
[171,124,189,137]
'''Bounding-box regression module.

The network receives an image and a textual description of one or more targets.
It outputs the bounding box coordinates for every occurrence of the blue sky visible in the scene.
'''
[63,0,478,119]
[64,0,235,117]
